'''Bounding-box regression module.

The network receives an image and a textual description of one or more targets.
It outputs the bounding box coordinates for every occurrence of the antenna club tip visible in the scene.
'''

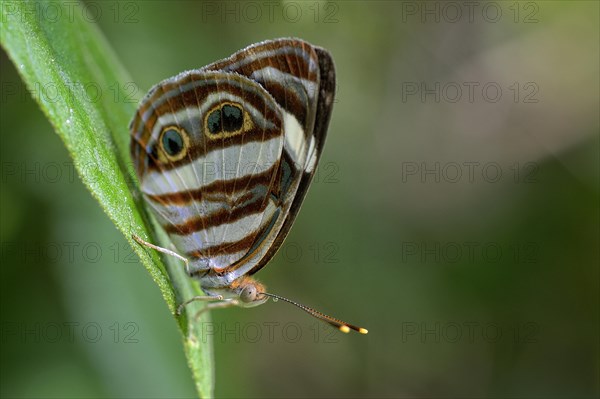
[359,328,368,335]
[339,325,351,333]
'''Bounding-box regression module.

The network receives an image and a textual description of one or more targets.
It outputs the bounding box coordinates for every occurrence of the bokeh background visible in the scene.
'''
[1,1,598,398]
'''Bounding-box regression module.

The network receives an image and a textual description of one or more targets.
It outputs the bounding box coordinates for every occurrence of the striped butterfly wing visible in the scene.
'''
[131,71,284,274]
[203,39,336,276]
[130,38,335,281]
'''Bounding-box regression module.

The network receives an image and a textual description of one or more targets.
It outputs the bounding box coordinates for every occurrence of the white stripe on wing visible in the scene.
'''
[140,137,282,196]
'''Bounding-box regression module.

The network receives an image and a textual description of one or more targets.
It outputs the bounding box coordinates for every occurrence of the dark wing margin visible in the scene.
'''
[249,45,336,274]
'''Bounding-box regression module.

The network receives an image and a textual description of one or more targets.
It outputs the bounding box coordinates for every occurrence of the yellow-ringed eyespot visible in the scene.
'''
[158,126,189,162]
[204,102,254,139]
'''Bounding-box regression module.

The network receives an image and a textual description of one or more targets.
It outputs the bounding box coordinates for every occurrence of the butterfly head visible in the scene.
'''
[238,279,269,307]
[206,276,269,308]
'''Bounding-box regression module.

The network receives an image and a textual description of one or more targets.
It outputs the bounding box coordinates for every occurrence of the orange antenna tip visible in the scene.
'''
[260,292,366,335]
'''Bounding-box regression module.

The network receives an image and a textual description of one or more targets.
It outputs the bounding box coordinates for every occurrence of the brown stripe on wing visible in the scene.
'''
[206,38,319,72]
[260,67,309,129]
[130,80,164,140]
[184,194,280,266]
[145,164,278,205]
[162,191,268,235]
[208,50,318,85]
[186,232,257,260]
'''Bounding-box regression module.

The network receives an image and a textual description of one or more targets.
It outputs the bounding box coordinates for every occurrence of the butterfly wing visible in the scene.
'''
[257,44,336,272]
[203,38,336,278]
[130,38,335,283]
[130,70,286,273]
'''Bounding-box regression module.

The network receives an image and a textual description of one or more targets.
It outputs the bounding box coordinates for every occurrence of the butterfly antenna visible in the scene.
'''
[260,292,368,334]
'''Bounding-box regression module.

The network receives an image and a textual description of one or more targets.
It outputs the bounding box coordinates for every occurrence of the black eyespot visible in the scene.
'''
[222,104,243,132]
[207,109,221,134]
[161,128,184,156]
[207,104,243,135]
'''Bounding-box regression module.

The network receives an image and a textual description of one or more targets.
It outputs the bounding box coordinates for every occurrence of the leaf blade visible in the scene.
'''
[1,2,214,397]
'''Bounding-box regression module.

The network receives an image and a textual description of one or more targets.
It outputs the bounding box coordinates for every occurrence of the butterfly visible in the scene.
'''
[130,38,366,334]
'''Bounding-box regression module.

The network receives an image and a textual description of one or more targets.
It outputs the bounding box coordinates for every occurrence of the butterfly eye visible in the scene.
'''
[205,102,249,138]
[158,127,188,162]
[240,285,257,303]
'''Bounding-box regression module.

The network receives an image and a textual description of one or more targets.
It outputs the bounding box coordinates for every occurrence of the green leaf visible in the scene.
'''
[1,1,213,397]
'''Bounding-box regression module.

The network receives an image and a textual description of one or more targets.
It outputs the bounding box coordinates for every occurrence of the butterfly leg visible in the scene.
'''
[131,234,191,274]
[176,294,225,316]
[191,299,239,322]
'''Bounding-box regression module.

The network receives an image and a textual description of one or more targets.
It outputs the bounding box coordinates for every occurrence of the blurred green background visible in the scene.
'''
[1,1,598,398]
